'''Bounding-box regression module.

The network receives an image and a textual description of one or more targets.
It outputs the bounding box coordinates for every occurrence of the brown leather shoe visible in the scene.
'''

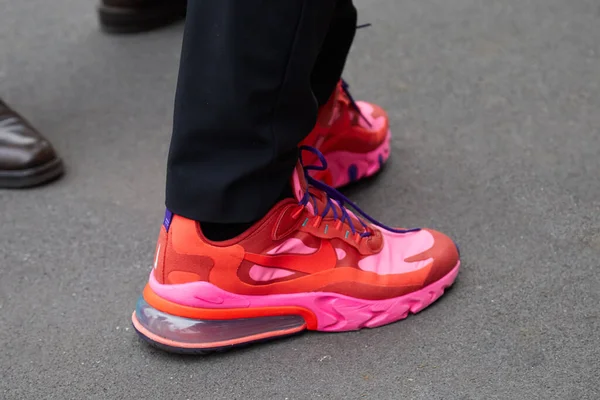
[0,100,64,188]
[98,0,186,34]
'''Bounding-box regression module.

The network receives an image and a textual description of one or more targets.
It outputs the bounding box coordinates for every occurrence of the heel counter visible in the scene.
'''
[152,228,169,285]
[159,213,217,284]
[152,210,173,284]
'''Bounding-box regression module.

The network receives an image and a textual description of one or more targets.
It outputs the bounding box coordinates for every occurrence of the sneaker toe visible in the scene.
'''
[405,228,460,286]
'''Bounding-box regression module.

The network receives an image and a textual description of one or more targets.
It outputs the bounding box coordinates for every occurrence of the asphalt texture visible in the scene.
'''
[1,0,600,399]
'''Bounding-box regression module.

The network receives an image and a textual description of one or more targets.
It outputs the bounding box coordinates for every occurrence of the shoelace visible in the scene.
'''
[295,146,420,240]
[340,79,372,128]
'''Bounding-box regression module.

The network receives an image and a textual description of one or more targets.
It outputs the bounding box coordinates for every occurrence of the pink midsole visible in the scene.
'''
[148,261,459,332]
[324,129,391,188]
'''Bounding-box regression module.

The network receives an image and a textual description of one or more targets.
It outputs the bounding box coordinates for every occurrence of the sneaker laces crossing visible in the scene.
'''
[340,79,372,128]
[296,146,420,239]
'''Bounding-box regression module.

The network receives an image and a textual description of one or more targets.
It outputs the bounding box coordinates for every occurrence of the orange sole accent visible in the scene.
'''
[131,312,306,350]
[142,284,319,330]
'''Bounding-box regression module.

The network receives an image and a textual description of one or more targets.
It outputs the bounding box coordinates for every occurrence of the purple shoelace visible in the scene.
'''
[340,79,372,128]
[298,146,420,237]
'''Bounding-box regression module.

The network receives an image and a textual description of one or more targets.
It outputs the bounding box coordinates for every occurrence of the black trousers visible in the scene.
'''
[166,0,357,223]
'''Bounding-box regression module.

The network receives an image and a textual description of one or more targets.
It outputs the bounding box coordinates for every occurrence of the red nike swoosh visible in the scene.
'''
[244,241,337,274]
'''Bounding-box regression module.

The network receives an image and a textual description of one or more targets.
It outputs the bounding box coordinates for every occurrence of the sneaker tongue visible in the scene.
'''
[290,161,308,203]
[317,83,342,129]
[301,84,342,151]
[290,162,318,216]
[290,160,368,234]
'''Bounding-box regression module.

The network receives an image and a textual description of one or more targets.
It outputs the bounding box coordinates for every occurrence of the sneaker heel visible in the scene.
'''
[132,296,306,354]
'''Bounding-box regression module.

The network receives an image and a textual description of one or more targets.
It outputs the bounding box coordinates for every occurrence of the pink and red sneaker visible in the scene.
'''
[132,148,460,353]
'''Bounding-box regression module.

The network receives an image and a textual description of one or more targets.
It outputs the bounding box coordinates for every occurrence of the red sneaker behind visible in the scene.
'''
[300,80,391,187]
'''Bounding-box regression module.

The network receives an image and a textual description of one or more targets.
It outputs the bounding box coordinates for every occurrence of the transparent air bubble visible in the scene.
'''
[135,296,306,347]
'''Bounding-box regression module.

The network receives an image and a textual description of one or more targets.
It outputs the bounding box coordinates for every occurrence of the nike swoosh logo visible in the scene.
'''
[244,241,337,275]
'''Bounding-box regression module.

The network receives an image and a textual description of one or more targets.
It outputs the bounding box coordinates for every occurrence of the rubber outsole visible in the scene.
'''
[97,1,186,34]
[0,157,64,189]
[132,313,306,355]
[132,262,460,354]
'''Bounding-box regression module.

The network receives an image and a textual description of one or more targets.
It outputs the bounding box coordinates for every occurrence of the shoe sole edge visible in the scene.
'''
[131,310,306,355]
[0,157,64,188]
[133,261,459,353]
[97,2,186,34]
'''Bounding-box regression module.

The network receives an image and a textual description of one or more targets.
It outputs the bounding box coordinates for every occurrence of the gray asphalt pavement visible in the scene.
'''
[2,0,600,399]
